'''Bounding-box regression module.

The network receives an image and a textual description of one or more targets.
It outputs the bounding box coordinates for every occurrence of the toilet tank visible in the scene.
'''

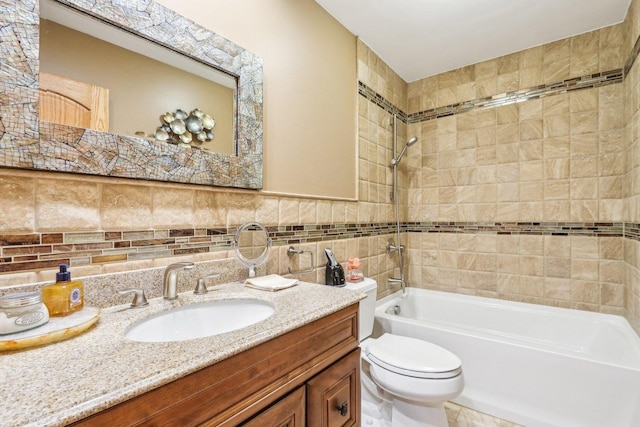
[344,278,378,341]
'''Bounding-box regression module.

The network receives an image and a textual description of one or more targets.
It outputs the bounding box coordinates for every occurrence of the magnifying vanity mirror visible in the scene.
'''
[233,222,272,278]
[0,0,263,189]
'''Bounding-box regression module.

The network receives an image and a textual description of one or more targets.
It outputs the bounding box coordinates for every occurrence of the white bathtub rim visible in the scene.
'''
[375,288,640,370]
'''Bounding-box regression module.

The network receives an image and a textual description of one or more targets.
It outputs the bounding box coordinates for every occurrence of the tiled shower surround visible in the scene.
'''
[1,0,640,338]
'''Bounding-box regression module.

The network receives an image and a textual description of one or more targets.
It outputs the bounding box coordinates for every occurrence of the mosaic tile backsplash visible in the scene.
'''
[1,222,635,275]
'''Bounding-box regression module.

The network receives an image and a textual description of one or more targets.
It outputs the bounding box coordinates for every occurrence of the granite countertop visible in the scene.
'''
[0,281,364,427]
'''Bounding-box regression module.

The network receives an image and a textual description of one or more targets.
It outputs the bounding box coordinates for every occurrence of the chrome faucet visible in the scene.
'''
[163,262,194,300]
[386,239,407,294]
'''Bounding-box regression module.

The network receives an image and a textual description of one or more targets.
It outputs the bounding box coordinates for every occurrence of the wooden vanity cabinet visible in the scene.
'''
[71,304,360,426]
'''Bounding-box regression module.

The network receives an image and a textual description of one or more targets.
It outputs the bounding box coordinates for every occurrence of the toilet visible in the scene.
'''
[345,278,464,427]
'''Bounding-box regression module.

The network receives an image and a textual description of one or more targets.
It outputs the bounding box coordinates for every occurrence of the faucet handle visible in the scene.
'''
[194,273,221,295]
[118,288,149,308]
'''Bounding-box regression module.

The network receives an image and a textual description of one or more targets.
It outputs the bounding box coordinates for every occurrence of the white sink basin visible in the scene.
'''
[124,299,275,343]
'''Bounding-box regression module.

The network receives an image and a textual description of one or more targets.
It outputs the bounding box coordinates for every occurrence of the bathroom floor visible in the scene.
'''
[445,403,523,427]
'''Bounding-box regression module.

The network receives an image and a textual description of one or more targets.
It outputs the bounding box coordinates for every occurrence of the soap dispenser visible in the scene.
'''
[42,264,84,316]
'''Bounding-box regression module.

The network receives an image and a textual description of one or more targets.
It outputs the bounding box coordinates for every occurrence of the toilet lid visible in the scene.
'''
[365,334,462,379]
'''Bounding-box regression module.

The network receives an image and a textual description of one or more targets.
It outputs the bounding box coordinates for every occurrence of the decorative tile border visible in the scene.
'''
[627,223,640,242]
[358,82,408,123]
[358,69,623,125]
[626,26,640,76]
[405,222,624,237]
[407,69,623,124]
[359,26,640,126]
[1,222,633,274]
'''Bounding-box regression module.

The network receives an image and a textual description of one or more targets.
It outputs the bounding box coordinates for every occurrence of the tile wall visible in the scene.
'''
[1,0,640,333]
[0,168,403,297]
[398,2,638,327]
[625,0,640,333]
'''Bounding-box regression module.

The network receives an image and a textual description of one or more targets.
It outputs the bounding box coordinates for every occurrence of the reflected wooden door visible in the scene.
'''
[39,72,109,131]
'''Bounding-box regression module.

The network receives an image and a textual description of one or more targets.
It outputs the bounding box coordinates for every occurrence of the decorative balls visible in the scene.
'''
[154,108,215,146]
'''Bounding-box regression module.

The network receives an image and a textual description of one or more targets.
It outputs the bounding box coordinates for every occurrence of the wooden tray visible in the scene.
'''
[0,307,100,352]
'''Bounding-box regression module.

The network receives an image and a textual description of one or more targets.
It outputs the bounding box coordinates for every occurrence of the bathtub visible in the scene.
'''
[374,288,640,427]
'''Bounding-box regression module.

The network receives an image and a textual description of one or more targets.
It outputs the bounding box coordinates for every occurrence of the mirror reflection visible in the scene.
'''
[39,8,235,155]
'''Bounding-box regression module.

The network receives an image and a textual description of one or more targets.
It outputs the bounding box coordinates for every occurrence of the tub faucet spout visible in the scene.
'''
[388,277,406,294]
[163,262,194,300]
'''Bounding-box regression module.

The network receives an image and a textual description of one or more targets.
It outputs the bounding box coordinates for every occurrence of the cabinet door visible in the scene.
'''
[39,72,109,131]
[242,386,306,427]
[306,348,360,427]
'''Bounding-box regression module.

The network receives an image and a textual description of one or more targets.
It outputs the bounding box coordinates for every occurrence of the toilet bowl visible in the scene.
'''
[345,278,464,427]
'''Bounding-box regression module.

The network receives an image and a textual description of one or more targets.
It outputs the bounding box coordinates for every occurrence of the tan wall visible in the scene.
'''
[40,20,234,154]
[157,0,358,199]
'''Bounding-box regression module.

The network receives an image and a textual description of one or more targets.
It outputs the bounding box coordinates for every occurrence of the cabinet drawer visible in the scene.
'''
[306,348,360,427]
[242,386,306,427]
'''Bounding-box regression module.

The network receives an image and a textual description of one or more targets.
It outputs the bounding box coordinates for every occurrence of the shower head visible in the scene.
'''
[391,136,419,166]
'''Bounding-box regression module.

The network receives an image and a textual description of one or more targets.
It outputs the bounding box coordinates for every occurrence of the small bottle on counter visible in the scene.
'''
[346,257,364,282]
[42,264,84,316]
[0,291,50,335]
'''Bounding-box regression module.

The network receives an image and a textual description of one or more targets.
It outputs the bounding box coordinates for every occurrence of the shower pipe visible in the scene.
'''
[387,114,418,295]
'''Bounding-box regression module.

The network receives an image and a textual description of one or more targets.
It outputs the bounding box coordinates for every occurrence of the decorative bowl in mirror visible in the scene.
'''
[152,108,216,147]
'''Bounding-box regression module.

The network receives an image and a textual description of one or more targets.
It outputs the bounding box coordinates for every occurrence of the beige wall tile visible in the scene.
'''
[279,198,300,225]
[0,176,35,233]
[543,39,570,82]
[599,23,625,70]
[151,187,195,229]
[544,115,570,138]
[225,193,257,226]
[571,280,600,304]
[254,196,279,225]
[36,179,100,232]
[101,184,153,230]
[545,277,572,300]
[570,31,600,76]
[570,201,598,221]
[299,199,317,224]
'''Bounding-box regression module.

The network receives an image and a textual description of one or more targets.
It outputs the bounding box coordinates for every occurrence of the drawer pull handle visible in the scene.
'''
[337,401,348,416]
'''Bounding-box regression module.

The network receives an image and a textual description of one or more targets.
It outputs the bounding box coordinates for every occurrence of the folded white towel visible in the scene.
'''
[245,274,298,291]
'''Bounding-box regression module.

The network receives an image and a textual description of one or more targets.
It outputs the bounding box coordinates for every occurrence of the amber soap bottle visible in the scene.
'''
[42,264,84,316]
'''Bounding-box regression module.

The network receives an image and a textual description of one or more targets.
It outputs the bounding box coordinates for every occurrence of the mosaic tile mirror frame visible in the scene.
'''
[0,0,264,189]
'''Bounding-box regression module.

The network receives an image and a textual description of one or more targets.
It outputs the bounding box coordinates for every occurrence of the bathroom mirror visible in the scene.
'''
[233,222,272,278]
[0,0,263,189]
